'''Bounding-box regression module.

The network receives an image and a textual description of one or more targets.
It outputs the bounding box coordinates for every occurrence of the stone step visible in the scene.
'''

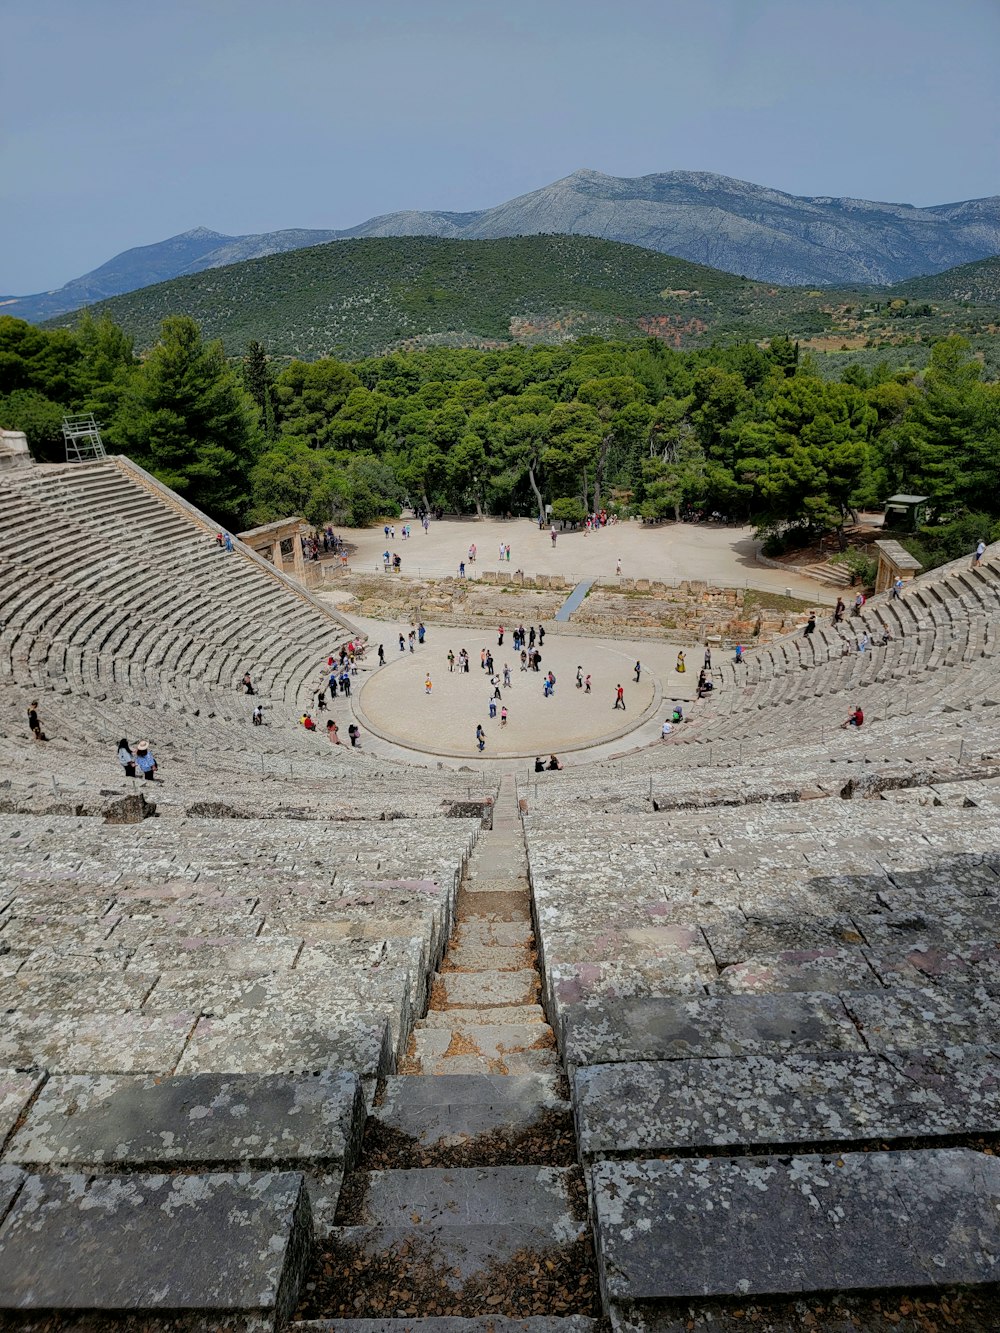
[0,1169,310,1322]
[591,1149,1000,1303]
[291,1317,600,1331]
[461,894,532,923]
[465,876,531,894]
[445,940,534,971]
[4,1070,365,1236]
[452,921,535,948]
[561,991,867,1068]
[573,1047,1000,1161]
[412,1050,562,1076]
[369,1074,573,1167]
[410,1024,557,1070]
[434,970,540,1008]
[339,1165,580,1228]
[302,1223,594,1320]
[422,1005,547,1028]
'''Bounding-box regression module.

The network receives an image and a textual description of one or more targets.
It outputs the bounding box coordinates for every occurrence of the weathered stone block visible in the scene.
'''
[0,1170,311,1322]
[591,1150,1000,1301]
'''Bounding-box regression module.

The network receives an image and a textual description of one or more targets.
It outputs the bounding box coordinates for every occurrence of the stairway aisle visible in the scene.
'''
[293,774,602,1329]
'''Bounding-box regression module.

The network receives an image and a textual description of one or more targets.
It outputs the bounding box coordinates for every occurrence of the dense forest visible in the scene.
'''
[2,311,999,569]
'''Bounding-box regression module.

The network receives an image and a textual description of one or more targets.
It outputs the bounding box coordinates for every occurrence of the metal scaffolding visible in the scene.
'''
[62,413,107,463]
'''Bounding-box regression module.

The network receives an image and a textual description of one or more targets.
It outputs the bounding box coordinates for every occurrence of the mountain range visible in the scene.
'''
[5,169,1000,324]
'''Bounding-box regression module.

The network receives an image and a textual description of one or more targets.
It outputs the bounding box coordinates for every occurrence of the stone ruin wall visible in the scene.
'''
[329,570,804,644]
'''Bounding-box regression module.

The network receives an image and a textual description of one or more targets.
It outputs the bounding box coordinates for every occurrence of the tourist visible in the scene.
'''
[546,670,556,694]
[858,634,869,654]
[223,532,233,553]
[425,675,433,695]
[134,741,158,780]
[476,724,486,752]
[408,630,416,653]
[506,544,511,562]
[576,666,583,689]
[735,643,743,663]
[616,558,622,576]
[534,756,545,772]
[697,671,713,697]
[543,675,553,698]
[676,651,686,674]
[301,712,316,731]
[671,704,684,724]
[614,683,625,710]
[501,705,508,727]
[459,560,465,578]
[498,624,504,646]
[489,695,497,718]
[252,705,263,726]
[834,598,846,623]
[503,663,511,688]
[853,591,866,614]
[378,644,385,665]
[704,644,712,670]
[485,651,494,675]
[117,738,136,777]
[880,622,894,644]
[531,650,542,672]
[340,671,351,697]
[383,550,391,571]
[538,626,545,646]
[316,691,327,712]
[842,705,864,729]
[551,526,557,546]
[528,627,536,649]
[547,754,563,770]
[27,701,46,741]
[326,719,340,744]
[892,577,903,599]
[520,650,528,672]
[803,613,816,637]
[348,723,361,747]
[634,660,641,683]
[399,633,405,653]
[242,672,255,694]
[661,719,672,740]
[418,622,426,644]
[462,649,470,673]
[448,650,455,672]
[584,673,591,693]
[480,648,487,670]
[974,539,986,567]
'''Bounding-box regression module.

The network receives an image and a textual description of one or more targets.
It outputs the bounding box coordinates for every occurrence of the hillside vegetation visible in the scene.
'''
[48,235,1000,366]
[893,255,1000,305]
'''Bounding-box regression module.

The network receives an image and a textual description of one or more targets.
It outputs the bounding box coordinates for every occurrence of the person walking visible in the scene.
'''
[378,643,385,665]
[252,704,263,726]
[425,675,433,694]
[891,577,903,600]
[448,650,455,673]
[528,627,536,649]
[833,598,846,623]
[489,696,497,718]
[614,683,625,710]
[584,673,591,693]
[134,741,158,779]
[676,651,686,674]
[117,738,136,777]
[735,643,743,663]
[974,539,986,567]
[476,723,486,752]
[503,663,511,688]
[704,644,712,670]
[399,633,405,653]
[418,622,426,644]
[576,666,583,689]
[538,626,545,647]
[616,557,622,576]
[498,625,504,647]
[27,701,46,741]
[804,613,816,637]
[634,660,641,683]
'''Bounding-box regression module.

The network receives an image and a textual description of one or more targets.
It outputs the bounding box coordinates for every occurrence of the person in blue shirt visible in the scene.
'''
[134,742,157,780]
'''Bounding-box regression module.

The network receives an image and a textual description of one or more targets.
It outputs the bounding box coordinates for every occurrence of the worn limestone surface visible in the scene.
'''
[574,1048,1000,1160]
[7,1069,365,1171]
[0,1164,25,1224]
[842,984,1000,1050]
[0,1071,45,1145]
[0,1012,196,1075]
[175,1011,393,1081]
[373,1073,570,1152]
[561,992,865,1067]
[351,1166,580,1235]
[591,1149,1000,1301]
[0,1170,312,1320]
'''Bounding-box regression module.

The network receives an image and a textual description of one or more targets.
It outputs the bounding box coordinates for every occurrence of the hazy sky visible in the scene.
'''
[3,0,999,293]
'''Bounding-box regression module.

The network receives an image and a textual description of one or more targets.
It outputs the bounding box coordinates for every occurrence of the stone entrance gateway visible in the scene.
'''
[238,516,309,582]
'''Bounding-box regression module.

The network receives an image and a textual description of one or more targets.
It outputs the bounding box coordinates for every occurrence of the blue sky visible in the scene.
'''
[3,0,999,293]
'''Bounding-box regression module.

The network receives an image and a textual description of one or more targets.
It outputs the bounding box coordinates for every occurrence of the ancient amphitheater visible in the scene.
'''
[1,453,1000,1332]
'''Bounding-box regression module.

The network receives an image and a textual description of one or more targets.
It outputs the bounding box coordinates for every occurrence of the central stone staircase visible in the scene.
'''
[293,775,600,1328]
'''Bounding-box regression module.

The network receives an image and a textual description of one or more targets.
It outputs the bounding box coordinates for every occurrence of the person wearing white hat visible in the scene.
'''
[134,742,157,780]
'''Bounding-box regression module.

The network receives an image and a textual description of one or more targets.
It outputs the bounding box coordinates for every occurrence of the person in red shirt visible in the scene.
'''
[842,705,864,729]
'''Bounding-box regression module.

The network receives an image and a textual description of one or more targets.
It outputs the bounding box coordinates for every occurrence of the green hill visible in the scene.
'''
[46,234,1000,363]
[47,234,840,360]
[891,254,1000,305]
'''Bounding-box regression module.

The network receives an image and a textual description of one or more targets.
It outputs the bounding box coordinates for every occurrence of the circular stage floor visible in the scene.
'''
[355,629,668,759]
